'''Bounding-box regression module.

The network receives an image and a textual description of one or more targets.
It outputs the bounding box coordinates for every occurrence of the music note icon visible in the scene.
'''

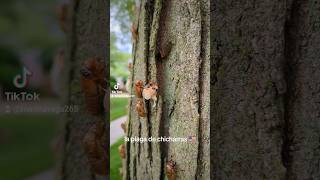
[13,67,32,89]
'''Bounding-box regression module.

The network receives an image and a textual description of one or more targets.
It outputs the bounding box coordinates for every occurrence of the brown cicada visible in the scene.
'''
[80,57,106,115]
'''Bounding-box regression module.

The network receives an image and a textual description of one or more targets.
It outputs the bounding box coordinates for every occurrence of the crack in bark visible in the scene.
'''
[282,0,296,176]
[138,120,141,162]
[155,1,170,179]
[169,99,176,118]
[145,0,155,166]
[133,158,137,180]
[61,1,80,179]
[196,1,205,179]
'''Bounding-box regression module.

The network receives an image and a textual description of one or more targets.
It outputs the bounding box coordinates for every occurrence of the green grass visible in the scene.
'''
[0,114,58,180]
[110,138,124,180]
[110,98,128,121]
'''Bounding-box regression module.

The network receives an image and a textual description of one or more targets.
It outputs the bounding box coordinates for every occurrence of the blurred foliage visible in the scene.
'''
[0,46,21,90]
[110,98,128,121]
[110,0,134,86]
[110,138,124,180]
[110,33,130,81]
[0,0,63,50]
[0,0,63,83]
[40,48,55,72]
[111,0,136,35]
[110,76,117,91]
[0,114,58,180]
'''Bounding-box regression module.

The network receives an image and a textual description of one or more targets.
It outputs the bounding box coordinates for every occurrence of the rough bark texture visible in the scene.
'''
[285,0,320,179]
[212,0,320,179]
[58,1,109,180]
[124,0,210,179]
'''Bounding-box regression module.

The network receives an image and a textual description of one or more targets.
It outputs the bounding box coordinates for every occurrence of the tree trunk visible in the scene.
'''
[124,0,210,179]
[58,0,109,180]
[212,0,320,179]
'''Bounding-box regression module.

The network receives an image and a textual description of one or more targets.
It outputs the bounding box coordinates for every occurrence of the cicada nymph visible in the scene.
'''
[80,57,106,115]
[166,158,177,180]
[118,144,126,159]
[82,120,108,175]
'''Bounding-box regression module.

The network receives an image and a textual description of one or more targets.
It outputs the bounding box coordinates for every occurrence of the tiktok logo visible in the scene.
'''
[3,66,40,103]
[13,67,32,89]
[114,83,120,90]
[111,82,124,97]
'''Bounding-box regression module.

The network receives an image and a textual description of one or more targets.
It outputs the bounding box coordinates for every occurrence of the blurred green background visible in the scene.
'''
[110,138,125,180]
[110,98,128,122]
[0,0,64,180]
[0,0,64,95]
[110,0,134,91]
[0,114,58,180]
[110,0,134,179]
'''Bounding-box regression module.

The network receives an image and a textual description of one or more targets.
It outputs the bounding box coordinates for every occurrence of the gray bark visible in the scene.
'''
[285,0,320,179]
[124,0,210,180]
[212,0,320,179]
[58,0,109,180]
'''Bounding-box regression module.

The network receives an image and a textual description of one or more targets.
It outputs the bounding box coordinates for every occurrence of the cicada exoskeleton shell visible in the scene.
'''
[80,57,106,115]
[82,120,108,175]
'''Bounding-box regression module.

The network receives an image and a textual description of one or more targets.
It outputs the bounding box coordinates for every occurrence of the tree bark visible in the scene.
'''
[285,0,320,179]
[124,0,210,179]
[58,1,109,180]
[212,0,320,179]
